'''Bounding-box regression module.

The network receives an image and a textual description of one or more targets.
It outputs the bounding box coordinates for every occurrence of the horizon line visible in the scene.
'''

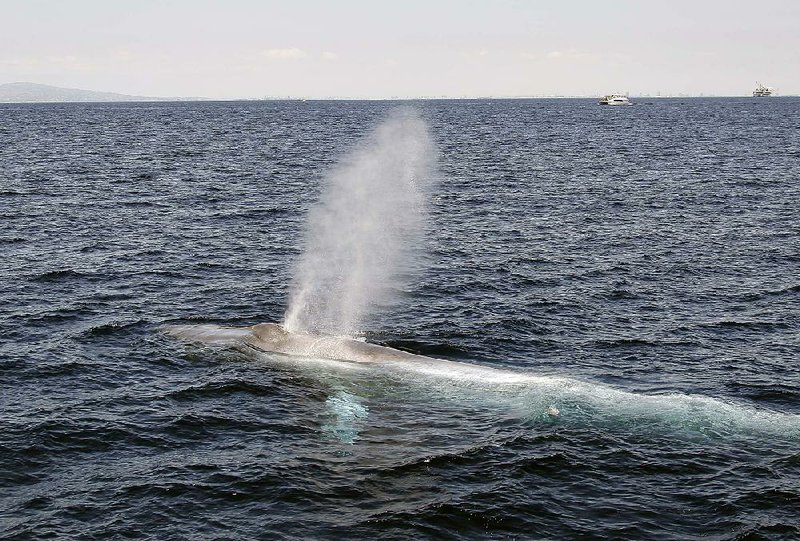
[2,95,797,104]
[1,82,795,103]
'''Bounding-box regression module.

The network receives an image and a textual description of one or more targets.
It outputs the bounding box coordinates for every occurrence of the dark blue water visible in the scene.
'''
[1,98,799,540]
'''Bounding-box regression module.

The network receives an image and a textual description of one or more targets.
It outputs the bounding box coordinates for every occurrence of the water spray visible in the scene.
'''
[283,109,435,336]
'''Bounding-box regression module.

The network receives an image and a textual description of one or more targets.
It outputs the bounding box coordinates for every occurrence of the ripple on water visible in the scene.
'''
[2,98,800,539]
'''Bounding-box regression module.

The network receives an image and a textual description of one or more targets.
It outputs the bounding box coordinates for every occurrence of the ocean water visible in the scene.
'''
[1,98,799,539]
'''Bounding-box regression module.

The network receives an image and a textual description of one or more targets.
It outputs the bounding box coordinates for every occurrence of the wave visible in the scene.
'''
[739,283,800,301]
[30,269,87,282]
[0,236,26,245]
[83,319,144,337]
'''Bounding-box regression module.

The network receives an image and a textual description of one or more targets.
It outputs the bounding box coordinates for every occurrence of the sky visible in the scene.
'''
[1,0,798,98]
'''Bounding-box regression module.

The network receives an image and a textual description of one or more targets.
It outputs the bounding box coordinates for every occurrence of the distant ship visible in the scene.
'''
[752,82,773,97]
[599,94,631,106]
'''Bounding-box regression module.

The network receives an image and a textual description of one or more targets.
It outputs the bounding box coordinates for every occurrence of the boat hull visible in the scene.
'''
[598,94,631,105]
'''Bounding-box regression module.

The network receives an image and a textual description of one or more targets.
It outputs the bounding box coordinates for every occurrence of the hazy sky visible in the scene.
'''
[1,0,798,98]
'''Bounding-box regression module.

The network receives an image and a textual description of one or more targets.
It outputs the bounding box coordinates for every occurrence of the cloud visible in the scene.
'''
[47,55,97,70]
[0,57,33,69]
[0,55,97,71]
[545,49,598,62]
[321,51,339,61]
[520,50,600,63]
[261,48,308,60]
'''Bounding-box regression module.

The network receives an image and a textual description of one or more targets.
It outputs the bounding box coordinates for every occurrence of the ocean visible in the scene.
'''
[1,97,799,539]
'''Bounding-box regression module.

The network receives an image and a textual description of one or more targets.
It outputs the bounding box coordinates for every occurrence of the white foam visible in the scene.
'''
[261,351,800,438]
[424,362,800,437]
[164,324,800,439]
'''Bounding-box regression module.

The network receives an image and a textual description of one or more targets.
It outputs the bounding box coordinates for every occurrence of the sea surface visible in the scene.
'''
[1,98,799,540]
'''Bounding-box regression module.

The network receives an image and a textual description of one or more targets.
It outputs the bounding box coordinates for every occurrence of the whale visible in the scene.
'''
[165,322,455,366]
[162,321,800,439]
[163,321,543,386]
[247,323,428,363]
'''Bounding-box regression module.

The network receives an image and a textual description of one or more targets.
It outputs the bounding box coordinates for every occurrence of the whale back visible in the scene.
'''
[248,323,420,364]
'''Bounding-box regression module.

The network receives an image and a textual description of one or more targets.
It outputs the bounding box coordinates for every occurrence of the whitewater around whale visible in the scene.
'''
[163,322,800,440]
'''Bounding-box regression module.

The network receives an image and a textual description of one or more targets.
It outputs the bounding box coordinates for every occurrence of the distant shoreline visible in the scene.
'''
[2,82,795,104]
[1,95,796,104]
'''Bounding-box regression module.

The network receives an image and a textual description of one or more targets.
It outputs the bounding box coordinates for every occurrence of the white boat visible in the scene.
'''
[752,82,773,97]
[599,94,631,105]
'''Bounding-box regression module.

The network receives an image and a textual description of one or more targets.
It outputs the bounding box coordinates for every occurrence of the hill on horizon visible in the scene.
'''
[0,82,201,103]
